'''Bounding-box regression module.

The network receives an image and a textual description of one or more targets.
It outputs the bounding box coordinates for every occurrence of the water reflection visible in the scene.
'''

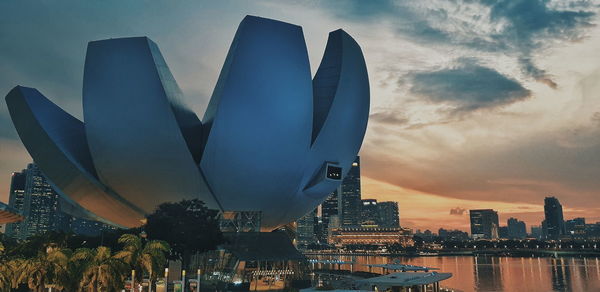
[473,256,503,291]
[312,255,600,292]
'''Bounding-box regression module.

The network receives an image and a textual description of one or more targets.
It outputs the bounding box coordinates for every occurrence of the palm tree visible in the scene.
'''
[19,244,71,292]
[0,258,28,291]
[0,242,6,291]
[114,234,170,282]
[0,242,13,292]
[73,246,127,292]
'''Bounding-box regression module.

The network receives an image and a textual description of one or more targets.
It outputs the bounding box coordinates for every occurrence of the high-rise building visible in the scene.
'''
[360,199,379,226]
[71,217,117,237]
[565,217,586,240]
[541,220,548,239]
[498,226,509,239]
[544,197,565,240]
[340,156,362,227]
[6,164,62,240]
[586,222,600,240]
[5,170,27,238]
[377,201,400,228]
[530,225,542,239]
[507,217,527,239]
[327,215,341,244]
[296,208,317,247]
[317,188,341,242]
[438,228,469,241]
[5,163,116,240]
[469,209,499,239]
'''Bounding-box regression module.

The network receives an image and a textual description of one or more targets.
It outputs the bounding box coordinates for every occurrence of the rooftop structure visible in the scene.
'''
[0,202,23,224]
[363,264,439,273]
[355,272,452,291]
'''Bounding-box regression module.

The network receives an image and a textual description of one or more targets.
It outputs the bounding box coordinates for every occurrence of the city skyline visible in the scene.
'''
[1,1,600,232]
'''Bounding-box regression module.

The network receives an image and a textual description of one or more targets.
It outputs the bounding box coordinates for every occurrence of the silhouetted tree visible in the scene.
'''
[144,199,224,268]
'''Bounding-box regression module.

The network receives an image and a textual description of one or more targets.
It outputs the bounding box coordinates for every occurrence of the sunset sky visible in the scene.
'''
[1,1,599,232]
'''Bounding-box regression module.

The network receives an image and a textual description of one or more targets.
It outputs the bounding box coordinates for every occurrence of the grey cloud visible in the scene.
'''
[485,0,594,45]
[484,0,595,86]
[593,112,600,123]
[410,60,531,113]
[519,57,558,89]
[320,0,596,87]
[369,111,409,126]
[319,0,453,44]
[450,207,467,216]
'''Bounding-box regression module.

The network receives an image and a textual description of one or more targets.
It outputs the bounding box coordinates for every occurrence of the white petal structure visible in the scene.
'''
[5,16,369,230]
[6,86,145,227]
[83,37,220,214]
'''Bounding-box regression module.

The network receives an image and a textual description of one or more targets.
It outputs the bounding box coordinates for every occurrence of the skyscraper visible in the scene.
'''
[317,187,341,242]
[6,164,62,240]
[71,217,117,237]
[296,208,317,247]
[530,225,543,239]
[565,217,586,240]
[469,209,499,239]
[340,156,362,227]
[377,201,400,228]
[5,163,114,240]
[507,217,527,239]
[4,170,26,238]
[360,199,379,226]
[544,196,565,240]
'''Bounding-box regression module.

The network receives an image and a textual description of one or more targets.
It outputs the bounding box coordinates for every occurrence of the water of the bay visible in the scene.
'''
[311,255,600,292]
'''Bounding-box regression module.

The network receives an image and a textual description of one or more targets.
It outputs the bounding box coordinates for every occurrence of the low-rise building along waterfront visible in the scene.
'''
[329,227,412,247]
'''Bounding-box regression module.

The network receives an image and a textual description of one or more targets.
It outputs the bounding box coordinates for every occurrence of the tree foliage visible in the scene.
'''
[0,199,219,290]
[114,234,169,282]
[144,199,224,261]
[0,233,169,292]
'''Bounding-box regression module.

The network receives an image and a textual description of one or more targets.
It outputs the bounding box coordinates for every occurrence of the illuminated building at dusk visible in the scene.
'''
[340,157,362,227]
[5,164,64,240]
[469,209,499,240]
[360,199,379,226]
[507,217,527,239]
[4,164,115,239]
[329,227,413,247]
[377,201,400,228]
[544,196,565,240]
[5,16,370,230]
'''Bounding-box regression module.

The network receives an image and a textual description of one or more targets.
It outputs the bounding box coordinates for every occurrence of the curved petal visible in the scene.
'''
[83,37,220,213]
[5,86,144,227]
[285,29,370,223]
[200,16,313,229]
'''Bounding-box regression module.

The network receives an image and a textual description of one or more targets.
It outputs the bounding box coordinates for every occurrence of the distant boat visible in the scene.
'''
[418,251,439,256]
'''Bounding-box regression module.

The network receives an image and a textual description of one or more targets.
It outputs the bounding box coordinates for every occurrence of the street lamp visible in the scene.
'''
[131,270,136,292]
[182,270,186,292]
[197,269,201,292]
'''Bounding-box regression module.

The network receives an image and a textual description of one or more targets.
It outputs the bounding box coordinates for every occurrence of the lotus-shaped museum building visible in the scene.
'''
[5,16,369,230]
